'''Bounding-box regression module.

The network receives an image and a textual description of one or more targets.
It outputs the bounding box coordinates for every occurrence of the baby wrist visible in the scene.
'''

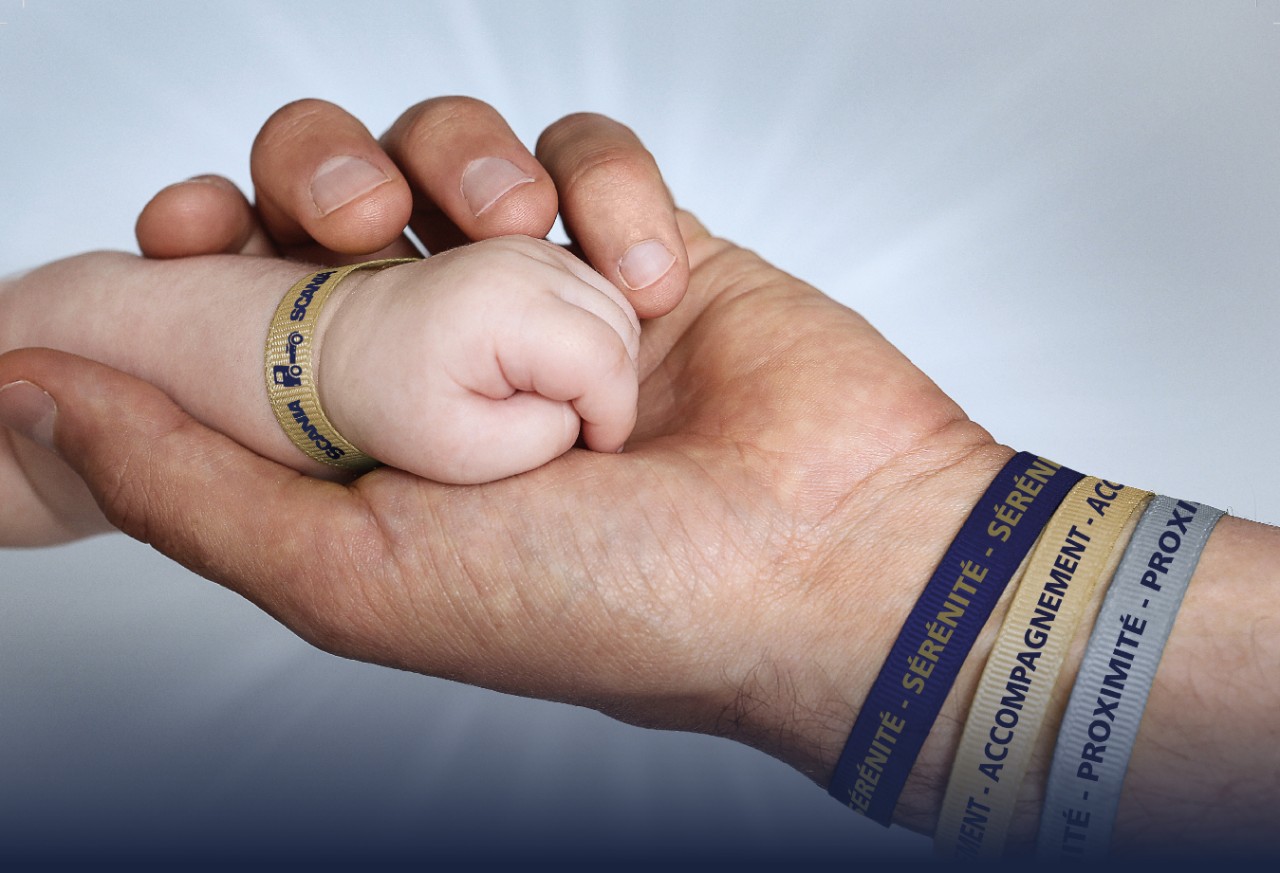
[264,258,416,472]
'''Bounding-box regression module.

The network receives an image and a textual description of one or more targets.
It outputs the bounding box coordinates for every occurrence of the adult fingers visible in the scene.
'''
[537,113,689,319]
[380,96,559,251]
[250,98,417,257]
[631,208,738,380]
[136,175,277,258]
[0,348,386,651]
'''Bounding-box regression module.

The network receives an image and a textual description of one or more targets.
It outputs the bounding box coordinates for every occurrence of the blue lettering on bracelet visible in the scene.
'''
[829,451,1083,826]
[967,489,1118,803]
[1138,500,1195,592]
[1068,500,1192,790]
[1072,612,1144,788]
[1057,805,1093,856]
[290,270,335,322]
[956,796,993,856]
[1037,497,1222,859]
[287,399,346,460]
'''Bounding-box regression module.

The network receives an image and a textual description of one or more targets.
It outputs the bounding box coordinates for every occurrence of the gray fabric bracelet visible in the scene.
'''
[1036,496,1225,859]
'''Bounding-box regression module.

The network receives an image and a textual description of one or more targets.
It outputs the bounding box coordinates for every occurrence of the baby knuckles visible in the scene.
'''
[321,237,639,483]
[453,236,640,363]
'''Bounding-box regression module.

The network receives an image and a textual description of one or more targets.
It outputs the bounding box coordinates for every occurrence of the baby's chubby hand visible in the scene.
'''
[315,236,640,484]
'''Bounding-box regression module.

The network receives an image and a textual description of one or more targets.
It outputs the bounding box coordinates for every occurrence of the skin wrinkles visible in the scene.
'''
[5,92,1271,855]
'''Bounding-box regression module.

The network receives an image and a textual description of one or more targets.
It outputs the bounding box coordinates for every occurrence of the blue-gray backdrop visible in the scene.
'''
[2,0,1278,863]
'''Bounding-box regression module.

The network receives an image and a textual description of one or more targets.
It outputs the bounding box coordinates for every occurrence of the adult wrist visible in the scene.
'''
[793,435,1126,844]
[770,436,1273,855]
[729,427,1018,818]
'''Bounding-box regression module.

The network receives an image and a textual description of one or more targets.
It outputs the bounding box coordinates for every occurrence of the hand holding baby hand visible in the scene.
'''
[137,98,689,319]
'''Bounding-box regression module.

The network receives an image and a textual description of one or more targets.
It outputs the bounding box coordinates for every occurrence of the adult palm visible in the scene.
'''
[10,209,996,801]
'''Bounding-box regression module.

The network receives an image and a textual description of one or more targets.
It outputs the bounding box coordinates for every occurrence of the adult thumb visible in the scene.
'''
[0,348,317,585]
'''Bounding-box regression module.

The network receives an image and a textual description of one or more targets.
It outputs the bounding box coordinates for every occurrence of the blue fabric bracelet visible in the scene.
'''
[827,451,1083,825]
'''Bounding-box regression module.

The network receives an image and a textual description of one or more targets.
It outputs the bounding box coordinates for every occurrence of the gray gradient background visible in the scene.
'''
[2,0,1278,862]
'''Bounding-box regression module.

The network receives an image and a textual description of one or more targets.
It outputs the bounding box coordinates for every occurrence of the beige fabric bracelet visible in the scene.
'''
[264,258,416,471]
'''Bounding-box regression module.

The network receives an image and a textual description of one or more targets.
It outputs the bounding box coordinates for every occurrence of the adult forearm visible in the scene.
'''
[1107,515,1280,856]
[785,444,1280,856]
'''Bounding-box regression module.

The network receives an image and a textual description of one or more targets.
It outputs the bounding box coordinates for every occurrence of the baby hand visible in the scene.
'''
[316,236,640,484]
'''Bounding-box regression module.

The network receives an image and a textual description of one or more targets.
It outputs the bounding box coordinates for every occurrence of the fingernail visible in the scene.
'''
[461,157,534,216]
[619,239,676,291]
[0,381,58,453]
[310,155,390,216]
[184,174,230,187]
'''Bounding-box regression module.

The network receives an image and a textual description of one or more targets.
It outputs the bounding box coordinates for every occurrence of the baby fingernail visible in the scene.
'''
[310,155,390,216]
[461,157,534,216]
[0,381,59,454]
[619,239,676,291]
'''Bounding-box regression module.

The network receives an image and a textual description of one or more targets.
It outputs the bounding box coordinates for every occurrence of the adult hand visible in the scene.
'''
[7,102,1005,838]
[135,97,690,319]
[7,99,1275,856]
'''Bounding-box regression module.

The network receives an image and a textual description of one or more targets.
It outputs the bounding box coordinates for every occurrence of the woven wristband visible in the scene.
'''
[264,258,417,471]
[934,478,1152,859]
[827,451,1083,825]
[1036,496,1224,860]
